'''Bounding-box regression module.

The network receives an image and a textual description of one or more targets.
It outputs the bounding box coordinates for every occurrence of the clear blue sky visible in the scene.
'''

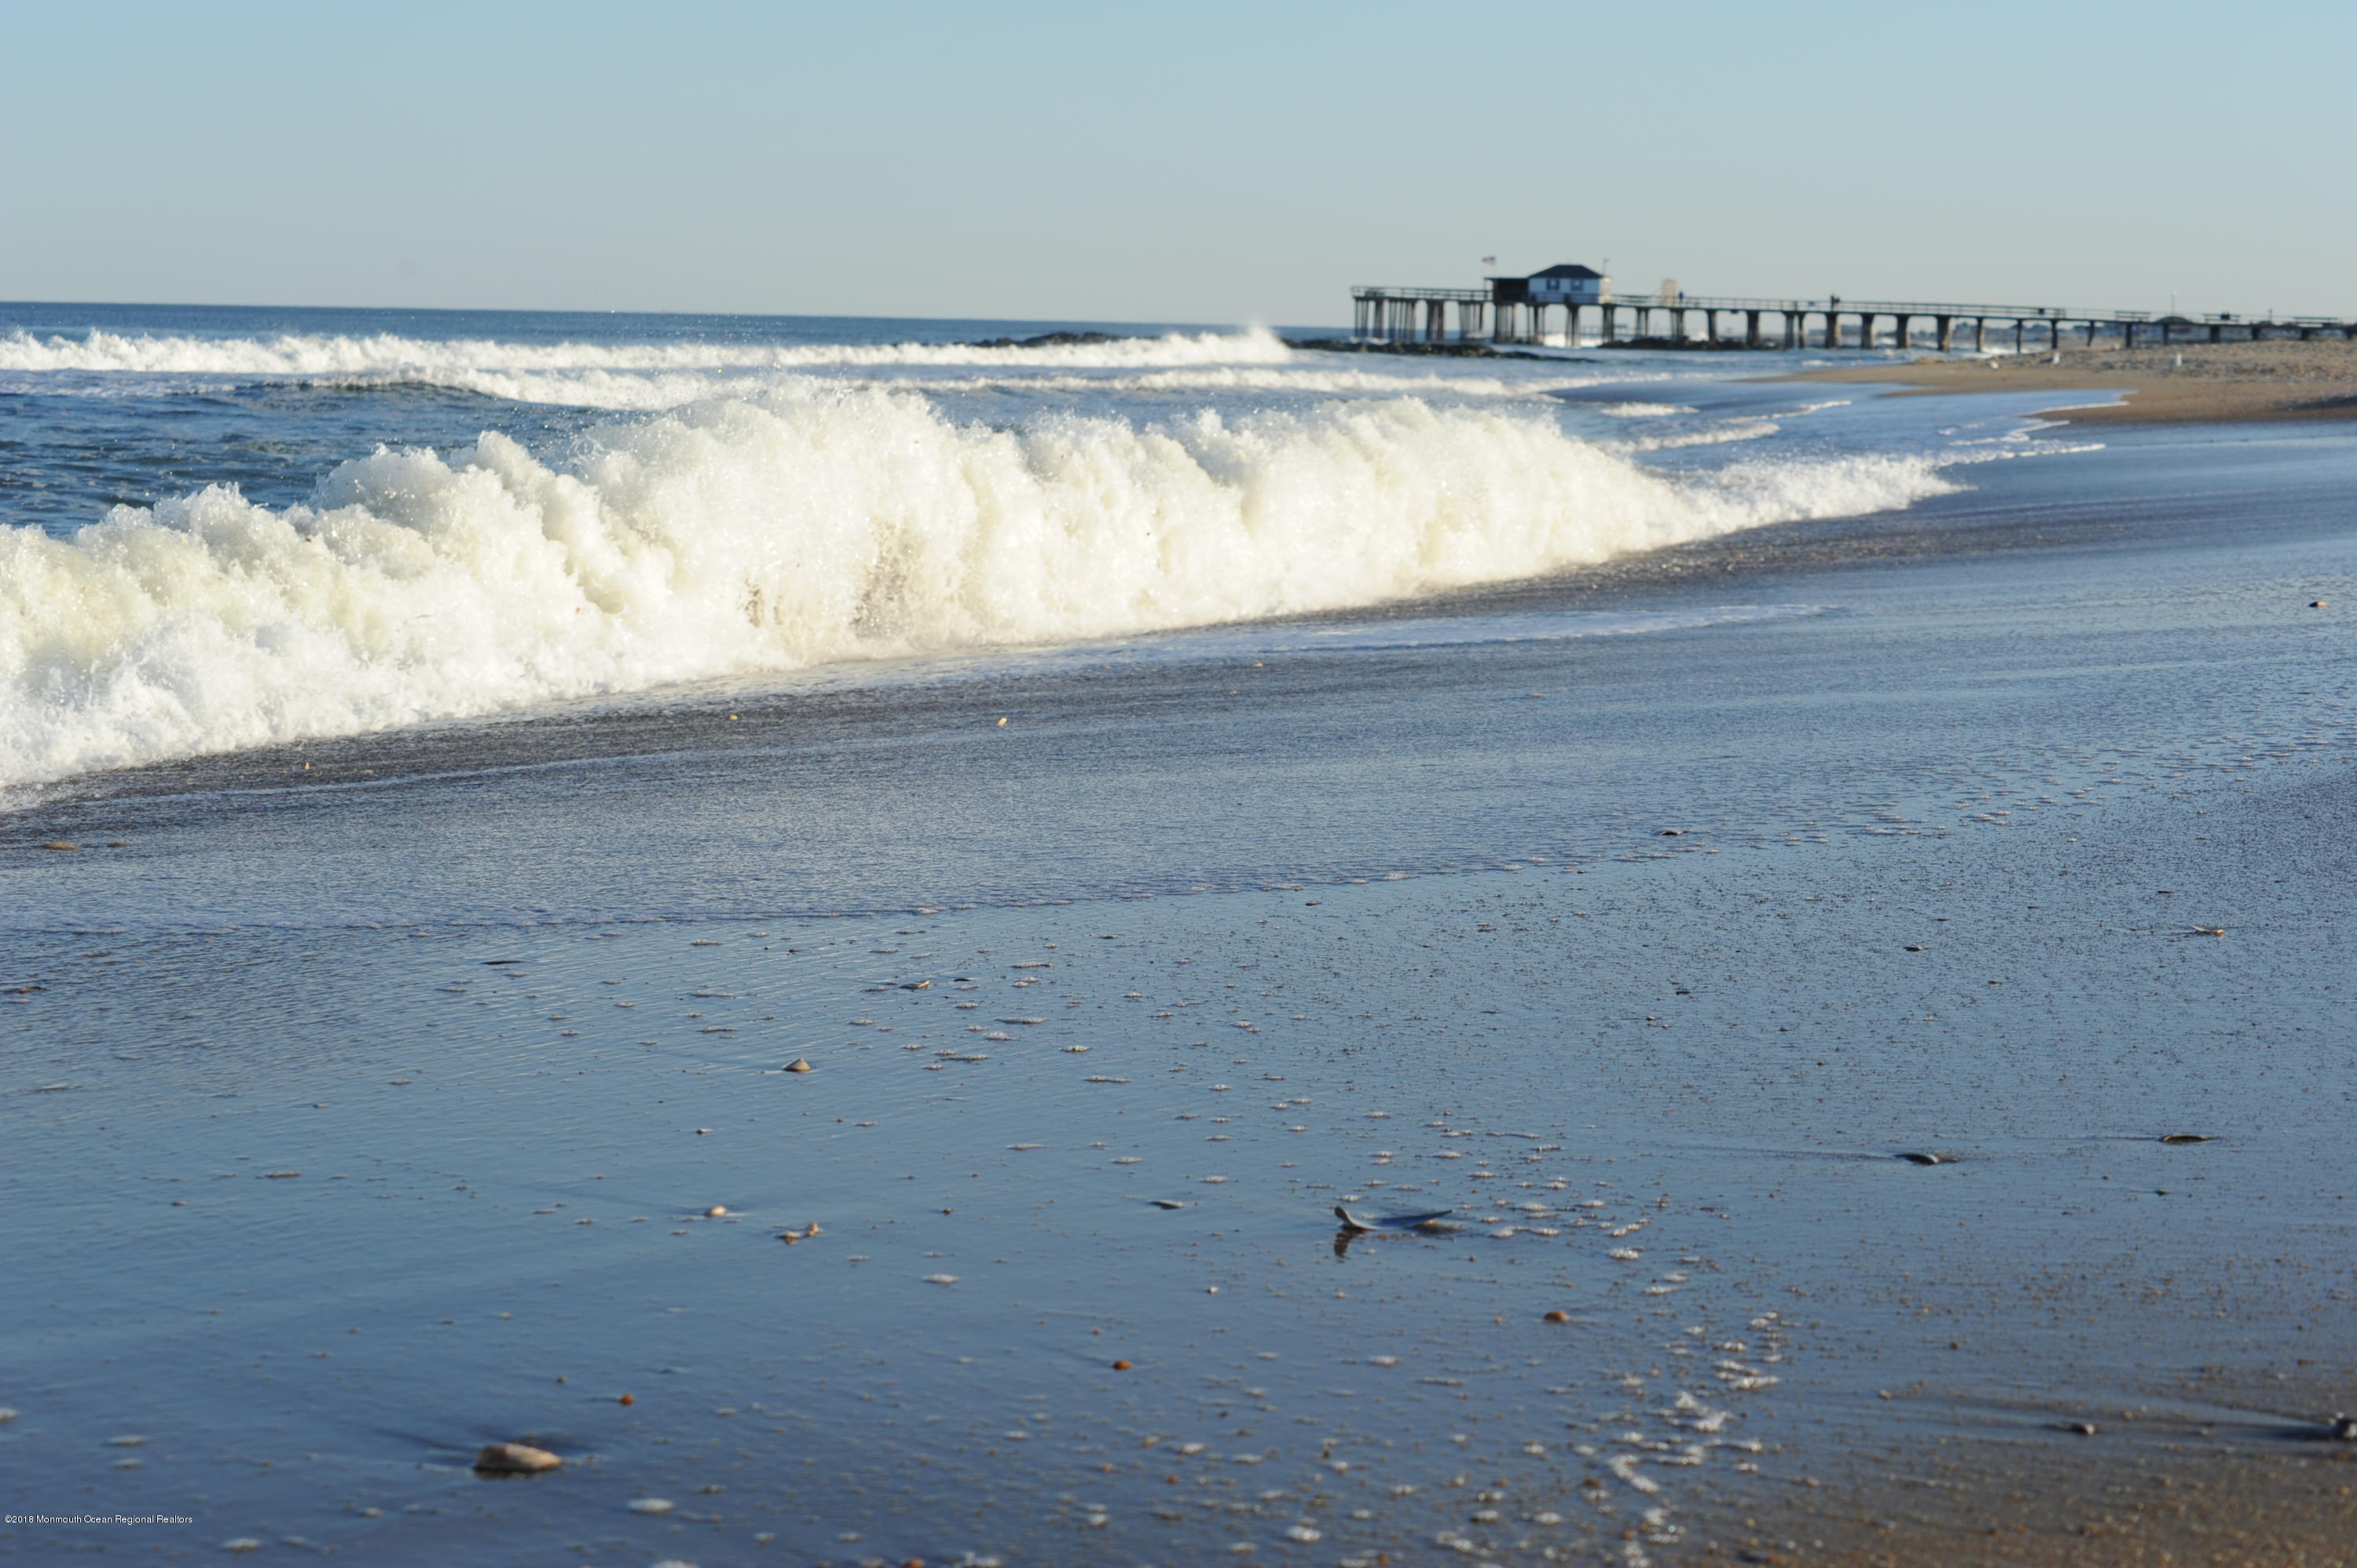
[3,0,2348,325]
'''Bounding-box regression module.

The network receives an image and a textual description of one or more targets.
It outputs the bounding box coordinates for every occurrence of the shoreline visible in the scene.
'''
[6,401,2355,1565]
[1770,339,2357,425]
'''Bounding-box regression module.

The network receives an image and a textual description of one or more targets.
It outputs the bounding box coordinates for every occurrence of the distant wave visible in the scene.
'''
[1602,420,1784,453]
[0,329,1608,412]
[308,363,1589,412]
[0,324,1294,376]
[0,387,1956,786]
[882,366,1587,400]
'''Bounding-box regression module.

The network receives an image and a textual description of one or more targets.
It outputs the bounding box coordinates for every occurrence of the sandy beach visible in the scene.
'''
[1779,339,2357,426]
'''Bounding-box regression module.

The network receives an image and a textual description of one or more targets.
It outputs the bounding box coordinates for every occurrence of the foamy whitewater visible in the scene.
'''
[0,305,1992,786]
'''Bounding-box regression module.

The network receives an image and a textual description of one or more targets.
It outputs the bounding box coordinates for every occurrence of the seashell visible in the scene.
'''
[475,1442,562,1474]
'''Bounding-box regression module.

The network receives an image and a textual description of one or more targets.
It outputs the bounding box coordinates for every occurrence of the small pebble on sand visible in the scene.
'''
[475,1442,563,1473]
[785,1059,813,1073]
[705,1206,728,1217]
[626,1496,674,1514]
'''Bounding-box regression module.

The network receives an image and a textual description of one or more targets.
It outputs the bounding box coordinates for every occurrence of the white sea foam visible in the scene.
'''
[2,341,1585,412]
[1604,421,1783,453]
[0,388,1956,785]
[1081,606,1828,663]
[0,324,1293,376]
[894,367,1574,400]
[294,363,1577,412]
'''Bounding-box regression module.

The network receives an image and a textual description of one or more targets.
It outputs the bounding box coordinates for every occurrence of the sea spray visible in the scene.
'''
[0,386,1955,784]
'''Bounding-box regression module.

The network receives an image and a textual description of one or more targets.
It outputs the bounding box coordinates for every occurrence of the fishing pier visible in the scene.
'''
[1351,274,2357,351]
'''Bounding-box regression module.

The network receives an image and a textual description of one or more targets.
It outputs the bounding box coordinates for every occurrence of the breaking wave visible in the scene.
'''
[0,324,1293,376]
[258,362,1581,412]
[0,327,1607,412]
[0,387,1957,786]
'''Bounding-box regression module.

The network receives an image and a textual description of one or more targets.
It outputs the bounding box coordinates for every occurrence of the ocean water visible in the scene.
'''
[13,303,2355,1565]
[1,302,2040,795]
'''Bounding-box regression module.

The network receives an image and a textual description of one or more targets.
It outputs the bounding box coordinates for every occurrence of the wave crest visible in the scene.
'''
[0,387,1955,784]
[0,324,1294,376]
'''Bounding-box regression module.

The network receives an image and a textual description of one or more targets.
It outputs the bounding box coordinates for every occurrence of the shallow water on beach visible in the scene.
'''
[6,733,2353,1565]
[5,308,2356,1564]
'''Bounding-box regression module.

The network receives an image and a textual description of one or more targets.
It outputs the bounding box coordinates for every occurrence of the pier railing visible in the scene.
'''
[1348,284,2352,350]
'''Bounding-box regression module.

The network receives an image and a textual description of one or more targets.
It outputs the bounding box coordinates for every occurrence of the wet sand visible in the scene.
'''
[5,425,2356,1565]
[1776,340,2357,427]
[1721,1437,2357,1566]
